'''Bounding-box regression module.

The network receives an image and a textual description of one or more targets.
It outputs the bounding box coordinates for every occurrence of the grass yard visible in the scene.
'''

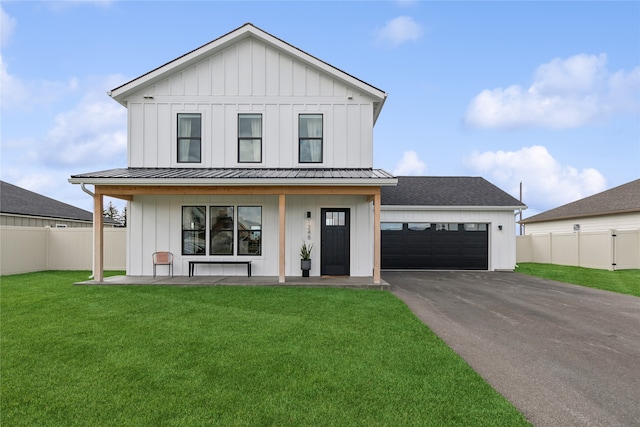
[516,263,640,297]
[1,271,529,426]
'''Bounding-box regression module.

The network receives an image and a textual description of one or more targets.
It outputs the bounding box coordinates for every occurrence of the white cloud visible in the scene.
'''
[393,150,426,176]
[1,6,16,46]
[376,16,423,48]
[465,145,606,211]
[465,54,640,129]
[37,87,127,168]
[2,75,127,211]
[0,54,80,111]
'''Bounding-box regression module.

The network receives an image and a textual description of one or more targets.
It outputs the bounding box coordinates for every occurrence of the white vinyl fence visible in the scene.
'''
[516,230,640,270]
[0,226,126,276]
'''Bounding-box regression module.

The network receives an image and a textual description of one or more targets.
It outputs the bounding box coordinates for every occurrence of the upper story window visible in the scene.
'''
[177,113,202,163]
[299,114,323,163]
[238,114,262,163]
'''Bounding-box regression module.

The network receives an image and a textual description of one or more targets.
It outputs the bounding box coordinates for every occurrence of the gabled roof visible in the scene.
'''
[381,176,526,208]
[109,23,387,122]
[69,167,397,186]
[520,179,640,224]
[1,180,93,222]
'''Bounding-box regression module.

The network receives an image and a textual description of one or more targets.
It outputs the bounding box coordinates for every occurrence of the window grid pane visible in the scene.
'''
[435,223,459,231]
[182,206,206,255]
[408,223,431,231]
[238,114,262,163]
[211,206,234,255]
[178,114,201,163]
[239,139,261,163]
[325,211,345,227]
[381,223,403,231]
[299,114,323,163]
[238,206,262,256]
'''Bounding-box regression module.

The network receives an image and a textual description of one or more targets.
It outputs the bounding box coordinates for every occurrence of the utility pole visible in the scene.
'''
[519,181,523,235]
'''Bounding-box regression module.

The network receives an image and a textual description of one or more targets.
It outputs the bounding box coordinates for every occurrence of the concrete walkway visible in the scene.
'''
[384,271,640,427]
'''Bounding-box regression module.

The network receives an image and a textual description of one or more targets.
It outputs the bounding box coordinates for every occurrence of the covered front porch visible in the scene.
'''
[81,185,393,284]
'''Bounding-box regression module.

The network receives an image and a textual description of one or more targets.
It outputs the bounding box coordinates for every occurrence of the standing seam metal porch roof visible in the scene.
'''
[70,167,396,182]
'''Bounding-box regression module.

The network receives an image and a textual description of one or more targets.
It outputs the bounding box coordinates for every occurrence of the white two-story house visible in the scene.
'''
[70,23,397,283]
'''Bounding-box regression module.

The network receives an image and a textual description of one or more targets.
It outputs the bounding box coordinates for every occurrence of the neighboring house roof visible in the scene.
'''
[1,180,93,222]
[109,23,387,123]
[520,179,640,224]
[381,176,526,208]
[69,167,397,186]
[0,180,119,224]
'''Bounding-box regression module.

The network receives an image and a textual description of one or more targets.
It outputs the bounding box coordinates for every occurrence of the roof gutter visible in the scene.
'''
[81,182,95,197]
[69,177,399,187]
[382,205,527,211]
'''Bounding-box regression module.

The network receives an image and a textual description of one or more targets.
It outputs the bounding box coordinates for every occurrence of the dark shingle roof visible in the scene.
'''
[0,180,93,222]
[520,179,640,224]
[381,176,525,207]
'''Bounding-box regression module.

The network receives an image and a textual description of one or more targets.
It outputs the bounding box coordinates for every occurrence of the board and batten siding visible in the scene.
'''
[127,194,374,277]
[380,208,519,271]
[125,38,374,169]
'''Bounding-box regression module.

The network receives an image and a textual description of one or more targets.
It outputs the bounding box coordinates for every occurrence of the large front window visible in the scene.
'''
[299,114,323,163]
[183,205,262,256]
[177,113,202,163]
[210,206,234,255]
[238,206,262,255]
[238,114,262,163]
[182,206,206,255]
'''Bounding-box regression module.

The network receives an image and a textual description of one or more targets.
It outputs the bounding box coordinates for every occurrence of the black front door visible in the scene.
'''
[321,208,350,276]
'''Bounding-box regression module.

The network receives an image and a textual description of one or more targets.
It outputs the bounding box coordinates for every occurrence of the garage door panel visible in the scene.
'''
[382,223,488,270]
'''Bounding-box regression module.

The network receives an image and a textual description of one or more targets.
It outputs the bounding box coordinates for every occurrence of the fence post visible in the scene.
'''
[611,229,617,271]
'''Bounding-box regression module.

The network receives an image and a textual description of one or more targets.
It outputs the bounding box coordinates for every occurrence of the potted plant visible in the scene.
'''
[300,242,313,277]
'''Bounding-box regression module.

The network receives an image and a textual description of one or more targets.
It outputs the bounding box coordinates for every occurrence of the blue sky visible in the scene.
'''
[1,1,639,218]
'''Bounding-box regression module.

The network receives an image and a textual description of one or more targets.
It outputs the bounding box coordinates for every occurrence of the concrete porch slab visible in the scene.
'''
[75,275,389,290]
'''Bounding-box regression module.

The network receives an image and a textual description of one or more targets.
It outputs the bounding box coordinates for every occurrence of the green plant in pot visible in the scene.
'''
[300,242,313,277]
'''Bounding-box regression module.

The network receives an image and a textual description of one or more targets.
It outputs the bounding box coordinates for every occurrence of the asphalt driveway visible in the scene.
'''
[383,271,640,427]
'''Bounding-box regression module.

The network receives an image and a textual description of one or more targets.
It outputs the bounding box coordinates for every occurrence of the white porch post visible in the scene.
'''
[93,193,104,282]
[279,193,286,283]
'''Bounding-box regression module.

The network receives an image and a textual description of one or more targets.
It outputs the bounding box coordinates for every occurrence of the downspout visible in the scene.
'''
[81,183,95,279]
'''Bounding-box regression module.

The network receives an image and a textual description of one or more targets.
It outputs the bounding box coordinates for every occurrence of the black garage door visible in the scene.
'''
[382,223,488,270]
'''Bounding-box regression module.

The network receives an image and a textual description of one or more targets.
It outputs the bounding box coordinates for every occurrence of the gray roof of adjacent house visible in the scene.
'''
[520,179,640,224]
[0,180,108,223]
[381,176,525,207]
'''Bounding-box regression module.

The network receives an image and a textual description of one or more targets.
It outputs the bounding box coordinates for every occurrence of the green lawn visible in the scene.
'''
[516,263,640,297]
[1,271,529,426]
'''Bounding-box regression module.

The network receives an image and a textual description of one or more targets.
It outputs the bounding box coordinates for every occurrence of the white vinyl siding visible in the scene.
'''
[126,37,375,169]
[126,195,374,277]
